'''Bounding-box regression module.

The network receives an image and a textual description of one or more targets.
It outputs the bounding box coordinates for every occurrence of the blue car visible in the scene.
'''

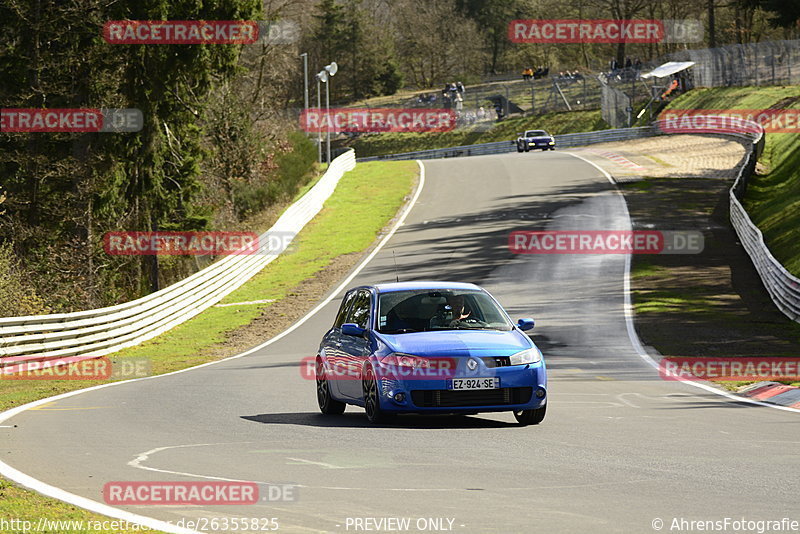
[315,282,547,425]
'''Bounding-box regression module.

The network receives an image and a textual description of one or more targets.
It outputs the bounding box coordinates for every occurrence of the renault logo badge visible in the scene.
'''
[467,358,478,371]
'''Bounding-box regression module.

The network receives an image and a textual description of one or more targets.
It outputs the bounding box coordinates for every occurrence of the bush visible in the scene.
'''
[0,243,50,317]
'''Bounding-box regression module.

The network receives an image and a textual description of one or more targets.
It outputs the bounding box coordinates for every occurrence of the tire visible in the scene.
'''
[524,146,530,152]
[516,146,523,153]
[362,364,393,424]
[316,358,345,415]
[513,404,546,426]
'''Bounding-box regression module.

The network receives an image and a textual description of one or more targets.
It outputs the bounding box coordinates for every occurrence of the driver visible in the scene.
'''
[430,294,472,328]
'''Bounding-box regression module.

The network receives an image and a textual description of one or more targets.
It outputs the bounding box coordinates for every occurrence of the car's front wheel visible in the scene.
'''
[513,404,546,425]
[316,358,345,415]
[362,364,393,424]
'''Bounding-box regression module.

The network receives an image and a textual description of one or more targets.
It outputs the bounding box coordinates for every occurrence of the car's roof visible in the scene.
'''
[371,281,482,293]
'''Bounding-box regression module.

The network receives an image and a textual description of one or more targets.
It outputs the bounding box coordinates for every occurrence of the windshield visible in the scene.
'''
[525,130,548,137]
[377,289,513,334]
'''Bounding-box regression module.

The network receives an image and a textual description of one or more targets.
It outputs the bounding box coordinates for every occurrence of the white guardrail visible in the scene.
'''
[357,126,657,162]
[3,116,798,374]
[0,149,356,374]
[649,116,800,322]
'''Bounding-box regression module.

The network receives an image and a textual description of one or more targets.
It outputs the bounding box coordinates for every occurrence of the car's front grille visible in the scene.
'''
[411,387,533,408]
[481,356,512,368]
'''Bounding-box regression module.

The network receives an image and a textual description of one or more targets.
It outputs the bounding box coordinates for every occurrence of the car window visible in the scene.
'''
[525,130,547,136]
[377,289,513,334]
[345,290,371,329]
[333,290,357,328]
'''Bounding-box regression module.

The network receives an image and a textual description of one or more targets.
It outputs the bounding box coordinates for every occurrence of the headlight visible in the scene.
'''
[509,348,542,365]
[548,141,555,145]
[381,353,431,368]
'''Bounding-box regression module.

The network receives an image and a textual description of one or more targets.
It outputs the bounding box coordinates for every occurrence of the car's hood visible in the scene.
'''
[376,329,533,357]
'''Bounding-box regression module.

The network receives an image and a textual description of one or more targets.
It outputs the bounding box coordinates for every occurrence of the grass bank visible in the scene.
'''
[0,159,418,531]
[340,110,607,157]
[663,86,800,275]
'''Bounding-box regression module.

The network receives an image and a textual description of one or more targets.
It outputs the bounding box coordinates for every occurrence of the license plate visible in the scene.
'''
[451,377,499,390]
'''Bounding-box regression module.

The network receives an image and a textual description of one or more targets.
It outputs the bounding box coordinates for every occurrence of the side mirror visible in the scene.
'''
[341,323,366,336]
[517,318,535,331]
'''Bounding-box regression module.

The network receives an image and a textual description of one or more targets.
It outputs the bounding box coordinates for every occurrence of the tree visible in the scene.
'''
[457,0,528,75]
[760,0,800,29]
[390,0,483,87]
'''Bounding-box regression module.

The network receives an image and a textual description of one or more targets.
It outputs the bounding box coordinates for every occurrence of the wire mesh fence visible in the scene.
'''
[600,39,800,130]
[667,39,800,88]
[340,75,603,130]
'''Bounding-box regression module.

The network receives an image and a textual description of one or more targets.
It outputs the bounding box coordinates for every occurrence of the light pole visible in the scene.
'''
[299,53,309,111]
[316,70,326,164]
[324,62,338,164]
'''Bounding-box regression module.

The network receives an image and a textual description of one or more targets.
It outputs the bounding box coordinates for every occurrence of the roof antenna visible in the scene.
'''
[392,250,400,283]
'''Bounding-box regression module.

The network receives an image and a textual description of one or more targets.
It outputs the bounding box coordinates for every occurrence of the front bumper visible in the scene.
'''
[375,361,547,414]
[527,139,555,148]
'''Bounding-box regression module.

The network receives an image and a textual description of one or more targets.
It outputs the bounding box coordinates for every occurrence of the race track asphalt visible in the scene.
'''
[2,151,798,534]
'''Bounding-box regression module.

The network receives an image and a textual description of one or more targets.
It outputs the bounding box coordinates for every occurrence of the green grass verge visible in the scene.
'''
[663,86,800,275]
[0,160,417,532]
[340,110,607,157]
[0,479,152,533]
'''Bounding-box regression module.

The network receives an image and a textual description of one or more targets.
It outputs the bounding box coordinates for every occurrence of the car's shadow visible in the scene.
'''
[241,412,522,429]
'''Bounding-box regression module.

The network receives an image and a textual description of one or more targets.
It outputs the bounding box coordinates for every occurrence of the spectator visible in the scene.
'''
[494,101,504,120]
[456,81,465,94]
[522,67,533,81]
